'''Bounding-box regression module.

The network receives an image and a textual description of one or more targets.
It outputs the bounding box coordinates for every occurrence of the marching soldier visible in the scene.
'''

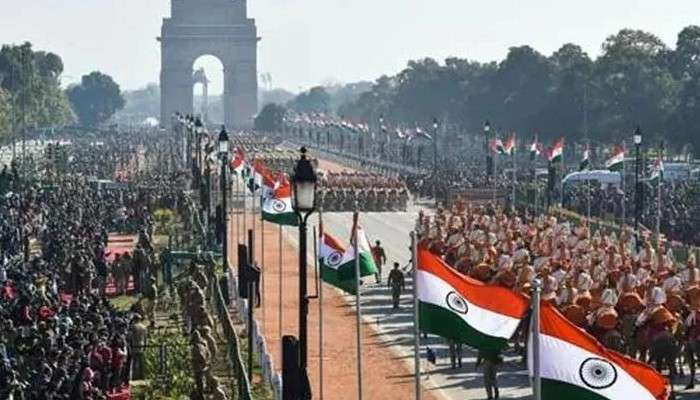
[372,240,387,283]
[388,262,405,309]
[477,349,503,400]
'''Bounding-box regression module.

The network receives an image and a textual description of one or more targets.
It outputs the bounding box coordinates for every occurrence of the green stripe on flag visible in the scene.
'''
[607,162,623,172]
[542,378,609,400]
[321,253,377,295]
[419,302,508,352]
[321,265,360,294]
[262,211,298,226]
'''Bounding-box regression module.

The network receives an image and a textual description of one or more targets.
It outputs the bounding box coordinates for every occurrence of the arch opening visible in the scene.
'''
[192,55,224,125]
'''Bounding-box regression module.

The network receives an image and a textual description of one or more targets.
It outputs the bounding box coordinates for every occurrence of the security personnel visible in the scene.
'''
[387,262,405,309]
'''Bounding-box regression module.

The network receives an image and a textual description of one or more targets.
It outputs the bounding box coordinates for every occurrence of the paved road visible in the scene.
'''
[305,205,700,400]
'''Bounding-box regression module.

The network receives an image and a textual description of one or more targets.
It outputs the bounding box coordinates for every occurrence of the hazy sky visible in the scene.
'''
[2,0,700,95]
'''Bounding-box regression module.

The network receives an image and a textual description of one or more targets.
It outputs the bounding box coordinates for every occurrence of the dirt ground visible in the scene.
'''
[228,157,439,400]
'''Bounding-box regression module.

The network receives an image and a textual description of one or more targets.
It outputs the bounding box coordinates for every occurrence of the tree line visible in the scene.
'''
[0,42,125,140]
[265,27,700,153]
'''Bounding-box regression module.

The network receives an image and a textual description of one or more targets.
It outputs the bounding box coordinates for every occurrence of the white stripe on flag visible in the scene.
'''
[417,270,521,339]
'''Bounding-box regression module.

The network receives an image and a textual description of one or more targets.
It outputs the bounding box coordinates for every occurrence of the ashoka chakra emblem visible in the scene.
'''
[327,251,343,267]
[445,291,469,314]
[272,199,287,212]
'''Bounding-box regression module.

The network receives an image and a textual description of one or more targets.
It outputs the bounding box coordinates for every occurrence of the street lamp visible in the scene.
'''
[219,126,231,273]
[195,116,204,171]
[379,115,385,159]
[634,127,643,248]
[291,146,317,397]
[484,121,492,178]
[432,117,439,205]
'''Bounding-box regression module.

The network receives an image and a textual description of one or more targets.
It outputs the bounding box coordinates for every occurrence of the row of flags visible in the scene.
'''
[287,112,435,142]
[490,134,665,180]
[417,249,669,400]
[491,135,564,162]
[232,149,378,293]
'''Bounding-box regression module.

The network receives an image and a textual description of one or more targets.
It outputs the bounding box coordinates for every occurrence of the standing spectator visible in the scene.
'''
[128,314,148,380]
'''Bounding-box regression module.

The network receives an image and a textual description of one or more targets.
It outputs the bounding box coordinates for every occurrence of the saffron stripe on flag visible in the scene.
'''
[417,249,528,318]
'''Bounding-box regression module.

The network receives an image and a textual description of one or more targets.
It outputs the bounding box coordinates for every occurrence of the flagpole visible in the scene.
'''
[622,142,626,227]
[584,84,591,225]
[512,139,516,213]
[253,185,257,259]
[493,149,498,205]
[532,278,542,400]
[532,137,538,214]
[278,223,283,374]
[314,221,324,400]
[656,143,663,249]
[411,231,421,400]
[559,142,564,212]
[586,142,591,223]
[353,206,364,400]
[261,195,266,332]
[243,169,248,246]
[236,170,241,245]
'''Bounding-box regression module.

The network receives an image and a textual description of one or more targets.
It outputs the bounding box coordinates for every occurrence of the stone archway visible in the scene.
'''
[159,0,259,128]
[192,67,210,123]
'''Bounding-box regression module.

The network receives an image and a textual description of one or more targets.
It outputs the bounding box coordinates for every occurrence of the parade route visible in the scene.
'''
[230,152,700,400]
[230,206,441,400]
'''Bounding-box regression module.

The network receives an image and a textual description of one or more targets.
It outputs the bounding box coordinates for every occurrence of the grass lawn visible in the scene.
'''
[110,295,139,312]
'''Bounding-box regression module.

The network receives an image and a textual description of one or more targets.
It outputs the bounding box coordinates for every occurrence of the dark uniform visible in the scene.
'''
[371,241,387,283]
[387,262,405,309]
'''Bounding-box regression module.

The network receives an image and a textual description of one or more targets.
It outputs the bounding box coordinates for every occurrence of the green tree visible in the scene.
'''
[254,103,287,132]
[670,26,700,151]
[113,83,160,124]
[488,46,554,133]
[338,75,396,122]
[0,42,74,133]
[287,86,330,114]
[0,89,11,140]
[325,81,373,113]
[260,88,295,107]
[591,29,678,141]
[327,27,699,151]
[67,71,125,127]
[543,44,594,139]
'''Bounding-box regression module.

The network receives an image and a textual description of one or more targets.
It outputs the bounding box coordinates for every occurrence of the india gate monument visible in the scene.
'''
[159,0,258,128]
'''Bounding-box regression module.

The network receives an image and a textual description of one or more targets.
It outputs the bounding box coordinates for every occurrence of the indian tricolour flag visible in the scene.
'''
[529,302,669,400]
[548,138,564,163]
[261,173,297,226]
[491,138,506,154]
[649,157,664,183]
[230,147,245,175]
[417,248,529,352]
[247,158,268,193]
[579,146,590,171]
[530,137,540,160]
[319,215,378,294]
[605,146,625,172]
[503,134,516,155]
